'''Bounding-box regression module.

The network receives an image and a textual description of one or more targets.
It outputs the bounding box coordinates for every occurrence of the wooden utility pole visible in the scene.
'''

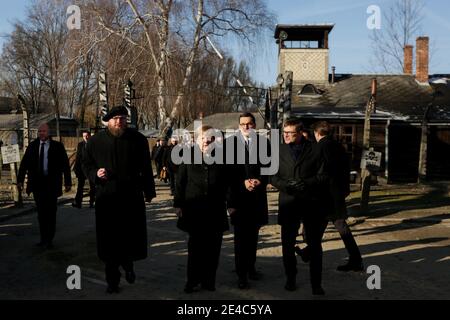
[11,94,28,208]
[417,102,433,183]
[360,79,377,213]
[17,94,30,150]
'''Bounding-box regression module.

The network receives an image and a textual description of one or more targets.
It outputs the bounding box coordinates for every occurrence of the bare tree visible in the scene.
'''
[1,0,266,133]
[0,25,47,114]
[24,1,71,138]
[162,0,274,135]
[91,0,274,135]
[369,0,425,73]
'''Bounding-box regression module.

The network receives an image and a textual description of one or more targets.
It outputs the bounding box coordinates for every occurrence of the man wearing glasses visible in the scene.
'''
[270,118,328,295]
[227,112,269,289]
[83,105,156,294]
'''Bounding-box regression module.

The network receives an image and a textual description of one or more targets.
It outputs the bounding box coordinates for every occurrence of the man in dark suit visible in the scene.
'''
[227,112,269,289]
[270,118,328,295]
[72,131,95,209]
[18,123,72,249]
[296,121,363,271]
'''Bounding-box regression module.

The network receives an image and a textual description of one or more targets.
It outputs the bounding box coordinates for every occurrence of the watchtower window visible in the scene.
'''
[282,40,319,49]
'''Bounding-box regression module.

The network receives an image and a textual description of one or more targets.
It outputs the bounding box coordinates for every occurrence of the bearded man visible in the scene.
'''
[83,105,156,293]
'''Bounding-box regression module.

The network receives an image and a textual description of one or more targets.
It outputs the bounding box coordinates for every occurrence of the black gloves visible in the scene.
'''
[286,179,305,195]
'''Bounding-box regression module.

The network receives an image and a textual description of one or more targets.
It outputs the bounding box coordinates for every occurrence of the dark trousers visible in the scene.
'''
[233,223,260,280]
[168,169,175,193]
[303,217,328,288]
[33,181,58,244]
[74,176,95,206]
[156,161,163,179]
[281,220,301,278]
[105,260,133,287]
[187,231,223,288]
[333,219,362,262]
[282,218,327,288]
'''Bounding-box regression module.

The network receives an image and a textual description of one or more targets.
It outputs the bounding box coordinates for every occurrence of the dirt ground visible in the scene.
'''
[0,181,449,300]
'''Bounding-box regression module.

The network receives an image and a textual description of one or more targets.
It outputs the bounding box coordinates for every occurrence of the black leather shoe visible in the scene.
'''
[201,284,216,291]
[45,242,54,250]
[337,260,364,272]
[184,281,199,293]
[312,286,325,295]
[106,285,120,294]
[125,271,136,284]
[238,278,250,290]
[184,285,194,294]
[284,277,297,291]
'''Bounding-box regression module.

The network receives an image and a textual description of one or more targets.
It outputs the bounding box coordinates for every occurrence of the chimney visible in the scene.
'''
[403,45,413,75]
[416,37,429,83]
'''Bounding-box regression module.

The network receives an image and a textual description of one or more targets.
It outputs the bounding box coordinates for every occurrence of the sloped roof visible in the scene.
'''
[274,24,334,39]
[0,97,17,114]
[289,75,450,122]
[0,96,54,115]
[0,114,22,128]
[0,113,78,129]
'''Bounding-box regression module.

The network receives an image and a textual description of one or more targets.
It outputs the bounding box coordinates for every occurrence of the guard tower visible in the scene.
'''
[275,24,334,86]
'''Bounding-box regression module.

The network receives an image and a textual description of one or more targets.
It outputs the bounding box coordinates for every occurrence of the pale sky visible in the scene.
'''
[1,0,449,86]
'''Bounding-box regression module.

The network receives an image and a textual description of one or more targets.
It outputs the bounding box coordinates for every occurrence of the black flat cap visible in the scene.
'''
[102,105,128,122]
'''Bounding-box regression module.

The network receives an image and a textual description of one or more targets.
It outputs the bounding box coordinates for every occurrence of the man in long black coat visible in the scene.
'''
[72,131,95,208]
[18,123,72,249]
[308,121,363,271]
[227,112,269,289]
[162,137,179,195]
[270,118,328,295]
[83,106,156,293]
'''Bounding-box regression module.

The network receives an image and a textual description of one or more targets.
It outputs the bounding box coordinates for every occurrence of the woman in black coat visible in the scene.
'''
[174,125,230,293]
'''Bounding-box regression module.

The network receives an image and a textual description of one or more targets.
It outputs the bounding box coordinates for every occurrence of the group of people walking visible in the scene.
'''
[174,113,363,295]
[17,106,362,296]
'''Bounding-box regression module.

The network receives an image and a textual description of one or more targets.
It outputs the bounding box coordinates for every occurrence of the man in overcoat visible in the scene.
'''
[72,131,95,208]
[83,105,156,293]
[18,123,72,249]
[270,118,328,295]
[227,112,269,289]
[296,121,363,272]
